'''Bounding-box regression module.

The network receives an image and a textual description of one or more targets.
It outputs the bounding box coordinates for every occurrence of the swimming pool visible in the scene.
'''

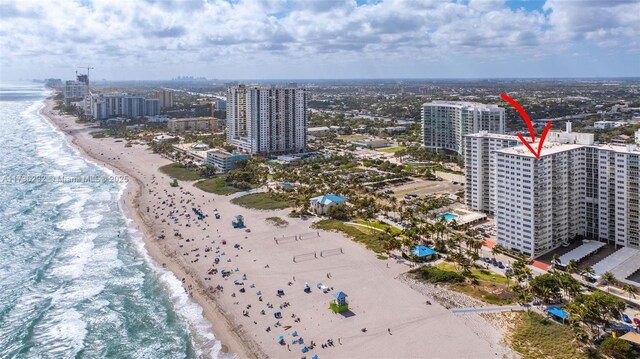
[438,213,458,221]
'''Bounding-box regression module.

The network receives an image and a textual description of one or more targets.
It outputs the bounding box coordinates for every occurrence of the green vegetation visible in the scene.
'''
[352,219,401,235]
[265,217,289,227]
[195,177,244,195]
[378,146,406,153]
[337,134,367,141]
[159,163,202,181]
[231,193,292,210]
[431,262,515,305]
[411,265,465,284]
[90,130,111,138]
[599,336,637,359]
[314,219,396,253]
[511,312,586,359]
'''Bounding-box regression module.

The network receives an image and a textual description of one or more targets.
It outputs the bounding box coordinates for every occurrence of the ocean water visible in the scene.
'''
[0,83,224,358]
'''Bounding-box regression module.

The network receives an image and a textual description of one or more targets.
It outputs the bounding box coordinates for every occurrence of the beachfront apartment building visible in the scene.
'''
[64,80,88,106]
[466,123,640,258]
[167,117,211,132]
[205,149,250,173]
[422,101,505,156]
[464,132,519,214]
[91,94,160,120]
[227,85,307,155]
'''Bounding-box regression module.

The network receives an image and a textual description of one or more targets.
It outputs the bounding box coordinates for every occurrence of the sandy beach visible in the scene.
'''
[41,97,518,359]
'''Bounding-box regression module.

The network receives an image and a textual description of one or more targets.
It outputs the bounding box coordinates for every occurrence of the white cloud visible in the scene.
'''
[0,0,637,79]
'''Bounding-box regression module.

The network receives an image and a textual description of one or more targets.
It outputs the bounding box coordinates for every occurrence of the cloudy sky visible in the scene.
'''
[0,0,638,81]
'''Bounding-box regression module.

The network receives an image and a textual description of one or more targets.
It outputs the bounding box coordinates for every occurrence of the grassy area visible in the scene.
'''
[419,262,515,305]
[352,219,401,235]
[90,130,110,138]
[266,217,289,227]
[231,193,292,210]
[394,183,438,195]
[378,146,406,153]
[314,219,386,253]
[337,134,367,141]
[510,312,586,359]
[159,163,202,181]
[194,177,243,195]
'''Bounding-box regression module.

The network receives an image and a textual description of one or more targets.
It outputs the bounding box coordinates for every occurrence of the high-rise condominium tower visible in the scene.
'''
[465,124,640,258]
[227,85,307,155]
[422,101,505,156]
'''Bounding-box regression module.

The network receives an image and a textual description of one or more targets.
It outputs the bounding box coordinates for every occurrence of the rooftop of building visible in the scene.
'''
[422,100,504,111]
[465,131,518,140]
[207,148,247,158]
[497,141,640,158]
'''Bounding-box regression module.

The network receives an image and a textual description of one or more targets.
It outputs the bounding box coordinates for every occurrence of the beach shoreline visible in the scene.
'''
[40,94,517,359]
[39,97,259,359]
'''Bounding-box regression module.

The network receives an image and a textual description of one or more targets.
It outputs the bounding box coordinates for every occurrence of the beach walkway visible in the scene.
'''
[451,305,528,314]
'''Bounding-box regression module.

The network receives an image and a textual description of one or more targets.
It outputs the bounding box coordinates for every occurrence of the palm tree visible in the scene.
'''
[623,284,638,299]
[600,271,617,292]
[566,259,579,274]
[580,266,595,282]
[551,254,561,270]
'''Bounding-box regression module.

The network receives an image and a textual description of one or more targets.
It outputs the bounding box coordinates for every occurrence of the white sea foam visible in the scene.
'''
[56,216,84,231]
[50,236,95,278]
[35,308,87,358]
[122,214,227,359]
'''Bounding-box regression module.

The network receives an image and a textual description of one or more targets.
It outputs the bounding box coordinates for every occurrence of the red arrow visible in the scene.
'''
[501,93,552,159]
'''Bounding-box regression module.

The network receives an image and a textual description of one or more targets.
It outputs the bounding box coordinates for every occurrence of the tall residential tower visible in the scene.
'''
[422,101,505,156]
[226,85,307,155]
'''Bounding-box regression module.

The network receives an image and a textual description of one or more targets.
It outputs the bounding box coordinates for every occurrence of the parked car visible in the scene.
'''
[561,242,570,248]
[622,314,632,323]
[497,262,505,269]
[483,257,491,263]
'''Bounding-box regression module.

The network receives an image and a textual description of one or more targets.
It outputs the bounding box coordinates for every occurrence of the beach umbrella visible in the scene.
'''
[302,347,308,353]
[312,355,318,359]
[291,331,298,337]
[256,290,262,295]
[250,283,255,288]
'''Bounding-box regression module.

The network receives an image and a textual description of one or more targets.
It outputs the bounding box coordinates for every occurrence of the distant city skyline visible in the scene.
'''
[1,0,639,81]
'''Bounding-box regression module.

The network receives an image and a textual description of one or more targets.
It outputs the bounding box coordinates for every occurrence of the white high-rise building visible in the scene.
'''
[422,101,505,156]
[64,80,88,105]
[465,132,520,213]
[227,85,307,155]
[91,94,160,120]
[467,123,640,258]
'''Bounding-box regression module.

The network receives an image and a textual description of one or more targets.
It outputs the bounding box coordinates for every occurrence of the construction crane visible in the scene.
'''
[77,65,94,89]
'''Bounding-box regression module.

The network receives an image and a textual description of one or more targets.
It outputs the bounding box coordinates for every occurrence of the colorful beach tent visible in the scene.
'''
[411,245,436,257]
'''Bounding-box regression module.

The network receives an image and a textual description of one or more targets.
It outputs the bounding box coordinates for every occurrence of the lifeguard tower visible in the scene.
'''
[329,291,349,313]
[232,215,245,228]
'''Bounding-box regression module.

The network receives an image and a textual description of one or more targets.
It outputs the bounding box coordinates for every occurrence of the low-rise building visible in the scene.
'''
[205,149,249,173]
[594,121,622,130]
[167,117,212,132]
[153,134,177,144]
[383,126,407,134]
[310,194,347,215]
[307,126,331,137]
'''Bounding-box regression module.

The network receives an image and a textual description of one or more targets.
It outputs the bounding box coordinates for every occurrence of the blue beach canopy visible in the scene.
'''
[333,291,347,299]
[411,245,436,257]
[546,306,569,320]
